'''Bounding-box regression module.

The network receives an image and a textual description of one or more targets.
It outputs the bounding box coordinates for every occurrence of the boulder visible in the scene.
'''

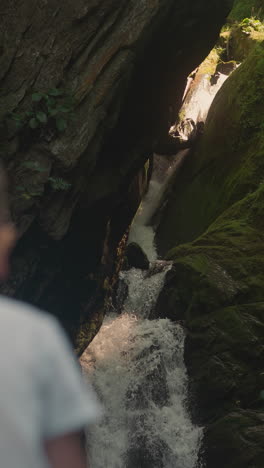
[156,41,264,255]
[204,410,264,468]
[155,183,264,466]
[155,41,264,466]
[125,242,150,270]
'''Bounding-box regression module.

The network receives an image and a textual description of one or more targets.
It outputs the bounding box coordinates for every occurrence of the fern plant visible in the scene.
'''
[10,87,75,134]
[48,177,72,191]
[18,160,72,198]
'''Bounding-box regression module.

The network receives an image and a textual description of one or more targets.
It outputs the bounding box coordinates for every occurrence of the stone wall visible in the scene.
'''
[0,0,232,343]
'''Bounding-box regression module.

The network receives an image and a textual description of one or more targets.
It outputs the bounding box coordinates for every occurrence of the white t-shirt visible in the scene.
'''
[0,296,100,468]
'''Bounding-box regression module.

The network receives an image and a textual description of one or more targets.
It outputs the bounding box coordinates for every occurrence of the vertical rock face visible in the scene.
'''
[0,0,232,340]
[155,42,264,467]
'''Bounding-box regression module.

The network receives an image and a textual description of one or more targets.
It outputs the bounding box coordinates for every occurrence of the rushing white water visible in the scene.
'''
[128,74,231,262]
[80,55,236,468]
[81,176,203,466]
[128,180,161,262]
[81,266,203,468]
[128,150,188,262]
[118,266,171,318]
[82,140,202,468]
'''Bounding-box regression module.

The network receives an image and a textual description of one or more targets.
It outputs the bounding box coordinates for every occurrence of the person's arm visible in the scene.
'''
[0,222,16,280]
[39,316,101,468]
[0,163,17,280]
[45,431,88,468]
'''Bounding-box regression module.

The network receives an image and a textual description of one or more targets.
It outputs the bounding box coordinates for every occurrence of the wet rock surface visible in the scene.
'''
[125,242,150,271]
[155,41,264,467]
[204,410,264,468]
[0,0,232,343]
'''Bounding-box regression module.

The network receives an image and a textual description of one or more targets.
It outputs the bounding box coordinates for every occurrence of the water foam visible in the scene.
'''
[128,180,162,262]
[81,312,202,468]
[81,264,202,468]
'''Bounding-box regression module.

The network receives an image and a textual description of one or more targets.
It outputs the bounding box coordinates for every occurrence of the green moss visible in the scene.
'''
[226,0,264,60]
[157,185,264,430]
[155,25,264,462]
[228,0,264,22]
[156,42,264,254]
[228,21,264,60]
[163,186,264,357]
[199,47,221,75]
[239,17,264,32]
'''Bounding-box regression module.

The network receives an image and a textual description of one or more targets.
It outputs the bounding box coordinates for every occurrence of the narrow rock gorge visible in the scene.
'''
[0,0,232,347]
[1,0,264,467]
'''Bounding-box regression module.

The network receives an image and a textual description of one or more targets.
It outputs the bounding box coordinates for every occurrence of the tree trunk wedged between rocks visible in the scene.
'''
[0,0,233,346]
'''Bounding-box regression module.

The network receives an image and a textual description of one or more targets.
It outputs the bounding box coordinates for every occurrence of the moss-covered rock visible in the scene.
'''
[228,20,264,61]
[155,184,264,466]
[156,41,264,255]
[204,410,264,468]
[228,0,264,22]
[155,31,264,467]
[224,1,264,61]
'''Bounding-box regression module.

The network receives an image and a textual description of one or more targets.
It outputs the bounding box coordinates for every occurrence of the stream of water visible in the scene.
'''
[81,178,202,467]
[81,64,234,468]
[81,260,203,467]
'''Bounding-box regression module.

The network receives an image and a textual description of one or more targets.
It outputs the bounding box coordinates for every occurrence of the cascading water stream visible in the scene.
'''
[128,150,188,262]
[81,62,234,467]
[81,264,203,468]
[81,179,203,467]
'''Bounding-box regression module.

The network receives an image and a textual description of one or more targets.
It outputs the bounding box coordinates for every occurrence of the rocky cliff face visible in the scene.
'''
[156,41,264,467]
[0,0,232,345]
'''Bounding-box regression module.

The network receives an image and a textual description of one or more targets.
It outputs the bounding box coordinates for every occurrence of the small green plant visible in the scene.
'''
[178,109,186,122]
[48,177,72,191]
[10,87,75,134]
[16,176,71,200]
[19,160,72,198]
[239,16,264,33]
[21,161,47,172]
[221,24,231,33]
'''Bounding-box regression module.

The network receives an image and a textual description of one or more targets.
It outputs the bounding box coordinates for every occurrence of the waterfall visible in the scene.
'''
[81,168,203,467]
[128,150,188,262]
[81,266,203,468]
[80,58,234,468]
[127,179,161,262]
